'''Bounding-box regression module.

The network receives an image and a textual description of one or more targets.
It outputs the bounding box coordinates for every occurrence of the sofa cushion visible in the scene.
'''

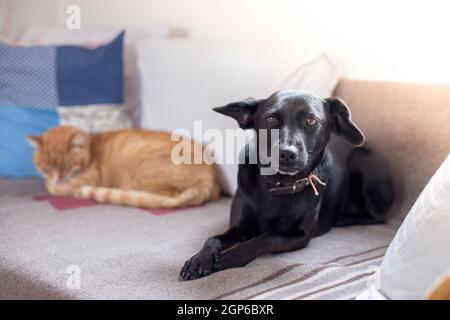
[334,80,450,219]
[0,178,398,299]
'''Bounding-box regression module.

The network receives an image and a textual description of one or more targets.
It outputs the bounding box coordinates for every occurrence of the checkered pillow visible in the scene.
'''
[0,32,131,178]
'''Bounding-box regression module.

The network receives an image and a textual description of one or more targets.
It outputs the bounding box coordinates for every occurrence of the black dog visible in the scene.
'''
[180,90,393,281]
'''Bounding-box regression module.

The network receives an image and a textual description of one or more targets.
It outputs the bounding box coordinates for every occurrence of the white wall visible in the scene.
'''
[0,0,58,37]
[2,0,450,84]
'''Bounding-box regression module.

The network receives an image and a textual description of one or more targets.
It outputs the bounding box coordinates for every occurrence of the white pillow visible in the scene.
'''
[357,153,450,300]
[136,38,340,195]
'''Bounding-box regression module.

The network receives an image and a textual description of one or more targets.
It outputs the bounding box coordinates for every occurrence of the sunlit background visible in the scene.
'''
[1,0,450,84]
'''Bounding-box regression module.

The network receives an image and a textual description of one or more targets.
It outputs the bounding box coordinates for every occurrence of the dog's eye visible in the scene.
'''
[306,116,319,127]
[265,116,279,127]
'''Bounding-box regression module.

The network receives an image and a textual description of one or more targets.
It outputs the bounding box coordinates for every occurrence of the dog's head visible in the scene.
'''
[214,90,365,181]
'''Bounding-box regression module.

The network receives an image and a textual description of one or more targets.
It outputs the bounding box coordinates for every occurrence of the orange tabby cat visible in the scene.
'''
[27,126,220,208]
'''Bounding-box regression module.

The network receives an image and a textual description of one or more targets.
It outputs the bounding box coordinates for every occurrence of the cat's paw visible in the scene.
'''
[179,252,218,281]
[76,186,93,199]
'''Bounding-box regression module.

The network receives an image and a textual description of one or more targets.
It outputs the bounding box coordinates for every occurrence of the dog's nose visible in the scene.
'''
[279,148,298,166]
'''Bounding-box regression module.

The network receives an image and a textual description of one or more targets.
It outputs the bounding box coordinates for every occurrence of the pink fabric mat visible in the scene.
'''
[33,195,203,215]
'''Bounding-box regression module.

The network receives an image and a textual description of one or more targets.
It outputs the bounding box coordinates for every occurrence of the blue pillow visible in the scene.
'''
[0,32,125,178]
[57,33,124,106]
[0,105,59,177]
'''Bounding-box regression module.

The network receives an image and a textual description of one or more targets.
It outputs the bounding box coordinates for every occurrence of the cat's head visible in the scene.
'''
[27,126,91,182]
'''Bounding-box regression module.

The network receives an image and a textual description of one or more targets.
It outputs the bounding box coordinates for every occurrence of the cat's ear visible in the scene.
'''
[27,135,43,149]
[71,132,90,149]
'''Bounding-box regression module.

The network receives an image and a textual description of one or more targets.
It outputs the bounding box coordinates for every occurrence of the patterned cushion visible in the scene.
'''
[0,32,131,178]
[0,105,59,177]
[56,37,124,106]
[0,178,396,299]
[0,45,58,107]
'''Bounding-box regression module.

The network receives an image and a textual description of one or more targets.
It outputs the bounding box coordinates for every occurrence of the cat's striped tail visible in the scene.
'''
[77,183,220,209]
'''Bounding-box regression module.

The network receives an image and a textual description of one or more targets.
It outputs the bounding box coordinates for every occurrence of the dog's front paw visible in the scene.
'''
[180,252,218,281]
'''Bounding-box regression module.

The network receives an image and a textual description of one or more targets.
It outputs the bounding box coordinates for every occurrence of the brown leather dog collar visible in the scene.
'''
[268,173,326,196]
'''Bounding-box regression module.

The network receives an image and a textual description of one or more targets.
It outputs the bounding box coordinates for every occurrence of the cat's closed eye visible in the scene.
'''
[38,166,51,177]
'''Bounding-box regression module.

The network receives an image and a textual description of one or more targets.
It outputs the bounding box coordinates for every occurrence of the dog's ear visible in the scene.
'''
[326,97,365,146]
[213,98,264,129]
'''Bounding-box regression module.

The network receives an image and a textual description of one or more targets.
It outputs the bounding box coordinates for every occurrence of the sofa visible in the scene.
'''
[1,79,449,299]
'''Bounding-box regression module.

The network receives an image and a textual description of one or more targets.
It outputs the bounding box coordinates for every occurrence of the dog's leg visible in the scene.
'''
[180,227,247,281]
[214,232,311,272]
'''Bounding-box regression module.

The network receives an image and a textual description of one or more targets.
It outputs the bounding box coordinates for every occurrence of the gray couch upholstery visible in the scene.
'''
[0,178,399,299]
[1,79,449,299]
